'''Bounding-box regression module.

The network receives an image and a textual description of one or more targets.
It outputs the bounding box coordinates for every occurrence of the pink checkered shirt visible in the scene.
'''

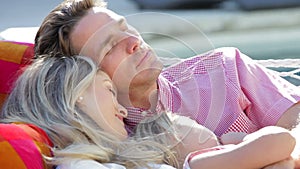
[125,47,300,136]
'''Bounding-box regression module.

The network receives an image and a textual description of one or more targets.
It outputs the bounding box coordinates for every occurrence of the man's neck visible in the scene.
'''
[132,82,159,111]
[119,82,159,111]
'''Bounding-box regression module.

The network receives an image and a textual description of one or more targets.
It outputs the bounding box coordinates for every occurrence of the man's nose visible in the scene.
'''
[126,36,140,54]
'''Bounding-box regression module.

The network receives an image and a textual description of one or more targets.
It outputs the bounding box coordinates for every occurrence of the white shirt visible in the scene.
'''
[56,159,176,169]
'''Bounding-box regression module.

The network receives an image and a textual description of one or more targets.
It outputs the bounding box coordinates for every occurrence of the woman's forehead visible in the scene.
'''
[96,71,112,83]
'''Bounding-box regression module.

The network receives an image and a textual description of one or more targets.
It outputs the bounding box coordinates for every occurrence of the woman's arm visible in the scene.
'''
[189,126,296,169]
[263,157,295,169]
[277,102,300,168]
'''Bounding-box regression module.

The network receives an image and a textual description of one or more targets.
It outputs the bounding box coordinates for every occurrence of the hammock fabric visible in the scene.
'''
[0,123,53,169]
[0,40,34,108]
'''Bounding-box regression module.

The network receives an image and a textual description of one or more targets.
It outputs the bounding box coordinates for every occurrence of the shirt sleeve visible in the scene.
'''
[224,47,300,127]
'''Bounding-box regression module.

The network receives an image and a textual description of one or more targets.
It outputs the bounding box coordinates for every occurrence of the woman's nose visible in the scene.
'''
[118,104,128,118]
[126,36,140,54]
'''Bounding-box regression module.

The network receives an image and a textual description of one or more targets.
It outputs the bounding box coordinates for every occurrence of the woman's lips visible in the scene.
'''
[115,114,124,122]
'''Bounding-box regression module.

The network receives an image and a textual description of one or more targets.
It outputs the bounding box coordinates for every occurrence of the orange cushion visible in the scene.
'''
[0,41,34,108]
[0,123,53,169]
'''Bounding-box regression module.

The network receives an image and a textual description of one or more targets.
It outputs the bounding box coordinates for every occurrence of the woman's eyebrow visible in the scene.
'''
[117,17,126,26]
[103,78,117,91]
[102,78,113,86]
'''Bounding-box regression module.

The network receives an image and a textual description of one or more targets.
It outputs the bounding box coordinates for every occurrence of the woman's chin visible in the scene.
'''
[115,130,128,141]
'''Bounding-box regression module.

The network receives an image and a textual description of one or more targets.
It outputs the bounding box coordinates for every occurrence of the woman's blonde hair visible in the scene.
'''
[0,54,178,168]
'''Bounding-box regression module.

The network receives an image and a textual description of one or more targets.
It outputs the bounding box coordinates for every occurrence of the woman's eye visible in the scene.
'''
[104,48,112,57]
[109,88,116,96]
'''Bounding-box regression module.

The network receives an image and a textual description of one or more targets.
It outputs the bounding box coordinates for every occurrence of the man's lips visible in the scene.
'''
[136,50,150,68]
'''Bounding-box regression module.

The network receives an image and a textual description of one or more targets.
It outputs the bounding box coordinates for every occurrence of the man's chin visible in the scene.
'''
[130,69,161,86]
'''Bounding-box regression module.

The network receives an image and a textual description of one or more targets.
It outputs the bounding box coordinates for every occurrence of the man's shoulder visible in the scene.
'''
[212,46,240,53]
[164,47,240,66]
[162,47,237,72]
[196,47,241,60]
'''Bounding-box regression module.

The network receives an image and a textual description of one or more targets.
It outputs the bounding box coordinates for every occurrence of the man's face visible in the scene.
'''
[71,7,163,106]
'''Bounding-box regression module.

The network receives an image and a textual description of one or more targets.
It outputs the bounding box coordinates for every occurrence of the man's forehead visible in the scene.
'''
[81,7,126,43]
[72,7,126,53]
[78,9,133,65]
[72,7,123,41]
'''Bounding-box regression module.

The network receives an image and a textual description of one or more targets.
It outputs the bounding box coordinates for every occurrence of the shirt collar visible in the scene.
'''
[156,75,172,113]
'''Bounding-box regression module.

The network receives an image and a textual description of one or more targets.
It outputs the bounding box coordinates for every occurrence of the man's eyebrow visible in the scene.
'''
[101,18,126,46]
[101,34,113,47]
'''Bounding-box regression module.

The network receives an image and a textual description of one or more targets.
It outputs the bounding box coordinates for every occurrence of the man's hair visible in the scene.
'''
[34,0,107,57]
